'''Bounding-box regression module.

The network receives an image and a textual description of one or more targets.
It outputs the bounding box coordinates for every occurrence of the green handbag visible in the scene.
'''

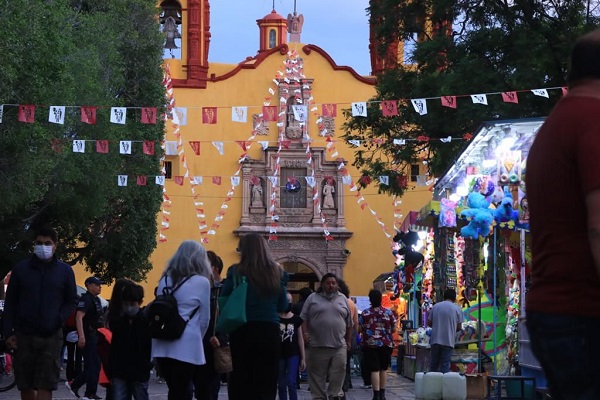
[216,273,248,334]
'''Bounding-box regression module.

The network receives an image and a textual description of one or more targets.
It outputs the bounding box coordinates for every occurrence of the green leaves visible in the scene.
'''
[0,0,165,283]
[342,0,599,196]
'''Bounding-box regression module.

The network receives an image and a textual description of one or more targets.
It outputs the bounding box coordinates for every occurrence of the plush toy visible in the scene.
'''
[460,192,494,239]
[490,186,505,205]
[494,188,519,223]
[390,231,424,299]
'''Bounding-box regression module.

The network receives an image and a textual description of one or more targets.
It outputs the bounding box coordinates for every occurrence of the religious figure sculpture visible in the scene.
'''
[250,176,264,208]
[323,180,335,209]
[287,12,304,42]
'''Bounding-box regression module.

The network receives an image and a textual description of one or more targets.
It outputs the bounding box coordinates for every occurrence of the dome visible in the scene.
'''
[261,9,286,21]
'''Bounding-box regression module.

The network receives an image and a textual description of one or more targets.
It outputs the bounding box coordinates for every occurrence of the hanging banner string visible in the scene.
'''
[163,64,208,242]
[0,85,567,125]
[338,160,394,241]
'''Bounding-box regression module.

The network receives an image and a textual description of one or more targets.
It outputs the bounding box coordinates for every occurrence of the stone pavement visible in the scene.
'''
[3,370,417,399]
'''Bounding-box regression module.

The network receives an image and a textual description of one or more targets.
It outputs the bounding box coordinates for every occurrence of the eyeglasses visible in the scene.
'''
[34,241,54,246]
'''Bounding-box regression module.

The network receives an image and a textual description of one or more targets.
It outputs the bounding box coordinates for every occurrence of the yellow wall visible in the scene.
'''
[136,43,431,298]
[74,8,432,301]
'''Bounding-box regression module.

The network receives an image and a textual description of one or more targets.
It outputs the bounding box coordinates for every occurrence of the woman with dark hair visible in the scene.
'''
[221,233,289,400]
[151,240,212,400]
[359,289,397,400]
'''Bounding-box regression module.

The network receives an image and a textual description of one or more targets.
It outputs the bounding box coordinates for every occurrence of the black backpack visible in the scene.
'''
[146,276,199,340]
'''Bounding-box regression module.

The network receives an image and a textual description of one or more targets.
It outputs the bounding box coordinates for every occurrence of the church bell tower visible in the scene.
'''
[160,0,211,88]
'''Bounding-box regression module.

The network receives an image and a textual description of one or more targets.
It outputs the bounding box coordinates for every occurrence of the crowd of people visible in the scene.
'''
[0,228,402,400]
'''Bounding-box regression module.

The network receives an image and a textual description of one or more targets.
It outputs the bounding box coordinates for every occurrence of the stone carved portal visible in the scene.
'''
[235,146,353,278]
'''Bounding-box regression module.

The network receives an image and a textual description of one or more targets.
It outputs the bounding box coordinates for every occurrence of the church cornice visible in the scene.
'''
[302,45,376,85]
[179,43,377,87]
[208,44,290,83]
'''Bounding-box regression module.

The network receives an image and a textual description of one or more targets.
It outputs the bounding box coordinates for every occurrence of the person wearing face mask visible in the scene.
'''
[107,281,152,400]
[2,225,78,400]
[300,273,353,400]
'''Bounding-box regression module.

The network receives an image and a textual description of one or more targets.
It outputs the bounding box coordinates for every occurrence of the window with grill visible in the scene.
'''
[280,168,307,209]
[164,161,173,179]
[410,164,419,182]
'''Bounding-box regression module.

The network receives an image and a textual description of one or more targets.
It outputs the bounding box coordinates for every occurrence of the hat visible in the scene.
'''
[85,276,104,286]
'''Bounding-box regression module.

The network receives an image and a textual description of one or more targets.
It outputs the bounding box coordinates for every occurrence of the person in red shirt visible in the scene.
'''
[526,28,600,400]
[359,290,396,400]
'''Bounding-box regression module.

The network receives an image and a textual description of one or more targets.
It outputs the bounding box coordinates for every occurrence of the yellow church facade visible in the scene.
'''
[132,0,432,297]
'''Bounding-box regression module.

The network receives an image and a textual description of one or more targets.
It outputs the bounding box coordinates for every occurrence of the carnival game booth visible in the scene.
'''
[412,118,547,393]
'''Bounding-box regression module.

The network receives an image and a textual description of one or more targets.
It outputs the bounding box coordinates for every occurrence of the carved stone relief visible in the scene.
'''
[320,116,335,137]
[236,146,352,277]
[253,114,270,135]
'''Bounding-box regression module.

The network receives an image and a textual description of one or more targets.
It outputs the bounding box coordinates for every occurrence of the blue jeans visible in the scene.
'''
[527,311,600,400]
[429,344,453,373]
[278,355,299,400]
[111,378,149,400]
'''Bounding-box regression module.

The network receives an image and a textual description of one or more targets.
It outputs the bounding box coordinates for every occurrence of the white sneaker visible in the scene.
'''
[65,381,80,398]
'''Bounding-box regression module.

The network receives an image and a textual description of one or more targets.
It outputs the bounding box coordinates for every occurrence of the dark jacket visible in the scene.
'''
[108,311,153,382]
[2,255,77,338]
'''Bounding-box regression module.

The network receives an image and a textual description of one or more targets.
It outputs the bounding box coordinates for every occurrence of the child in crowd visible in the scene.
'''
[108,280,152,400]
[278,292,305,400]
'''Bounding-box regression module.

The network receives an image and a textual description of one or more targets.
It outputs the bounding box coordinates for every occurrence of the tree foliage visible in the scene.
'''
[0,0,166,283]
[343,0,600,196]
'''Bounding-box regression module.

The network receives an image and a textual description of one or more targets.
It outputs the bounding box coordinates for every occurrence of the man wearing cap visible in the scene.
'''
[66,276,104,399]
[3,225,77,400]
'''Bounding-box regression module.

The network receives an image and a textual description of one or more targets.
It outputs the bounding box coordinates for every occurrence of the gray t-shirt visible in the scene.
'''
[300,291,351,348]
[427,300,463,347]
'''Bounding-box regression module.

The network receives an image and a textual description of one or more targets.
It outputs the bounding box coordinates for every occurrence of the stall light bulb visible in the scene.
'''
[482,159,497,168]
[414,240,424,251]
[457,186,469,197]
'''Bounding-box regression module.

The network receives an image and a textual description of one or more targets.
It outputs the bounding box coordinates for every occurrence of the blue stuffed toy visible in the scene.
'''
[494,188,519,223]
[460,192,494,239]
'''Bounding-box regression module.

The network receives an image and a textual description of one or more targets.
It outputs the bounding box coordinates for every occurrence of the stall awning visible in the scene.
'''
[399,211,419,232]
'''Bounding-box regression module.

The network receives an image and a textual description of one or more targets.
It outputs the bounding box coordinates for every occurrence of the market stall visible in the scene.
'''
[403,118,546,384]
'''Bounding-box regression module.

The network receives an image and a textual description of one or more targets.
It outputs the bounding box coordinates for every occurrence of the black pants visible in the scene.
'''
[65,340,83,382]
[156,357,196,400]
[193,341,220,400]
[359,347,371,386]
[72,333,100,396]
[229,322,280,400]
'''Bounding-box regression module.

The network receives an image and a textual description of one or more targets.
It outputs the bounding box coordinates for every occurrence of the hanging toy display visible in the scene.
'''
[390,231,425,300]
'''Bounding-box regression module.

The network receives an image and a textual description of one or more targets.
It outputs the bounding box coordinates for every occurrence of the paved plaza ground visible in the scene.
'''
[3,370,417,400]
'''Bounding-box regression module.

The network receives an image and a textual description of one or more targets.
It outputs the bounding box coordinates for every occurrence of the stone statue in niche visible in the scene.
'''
[285,96,303,139]
[253,114,269,135]
[322,178,335,209]
[250,176,264,208]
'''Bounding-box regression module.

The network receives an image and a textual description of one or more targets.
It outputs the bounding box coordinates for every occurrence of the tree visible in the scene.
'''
[0,0,166,283]
[342,0,600,196]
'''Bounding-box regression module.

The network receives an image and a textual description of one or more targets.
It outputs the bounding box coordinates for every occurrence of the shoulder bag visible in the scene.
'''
[216,273,247,334]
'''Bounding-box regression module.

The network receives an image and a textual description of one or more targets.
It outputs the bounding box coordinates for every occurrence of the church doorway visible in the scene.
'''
[282,260,319,299]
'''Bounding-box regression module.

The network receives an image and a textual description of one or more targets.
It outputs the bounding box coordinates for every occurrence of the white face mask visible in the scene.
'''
[123,305,140,318]
[34,244,54,261]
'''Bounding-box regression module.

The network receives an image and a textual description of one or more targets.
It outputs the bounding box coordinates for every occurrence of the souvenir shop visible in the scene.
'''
[391,118,546,388]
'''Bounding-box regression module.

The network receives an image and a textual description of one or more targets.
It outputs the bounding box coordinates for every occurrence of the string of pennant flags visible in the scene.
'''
[0,86,567,125]
[113,172,433,188]
[48,134,472,156]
